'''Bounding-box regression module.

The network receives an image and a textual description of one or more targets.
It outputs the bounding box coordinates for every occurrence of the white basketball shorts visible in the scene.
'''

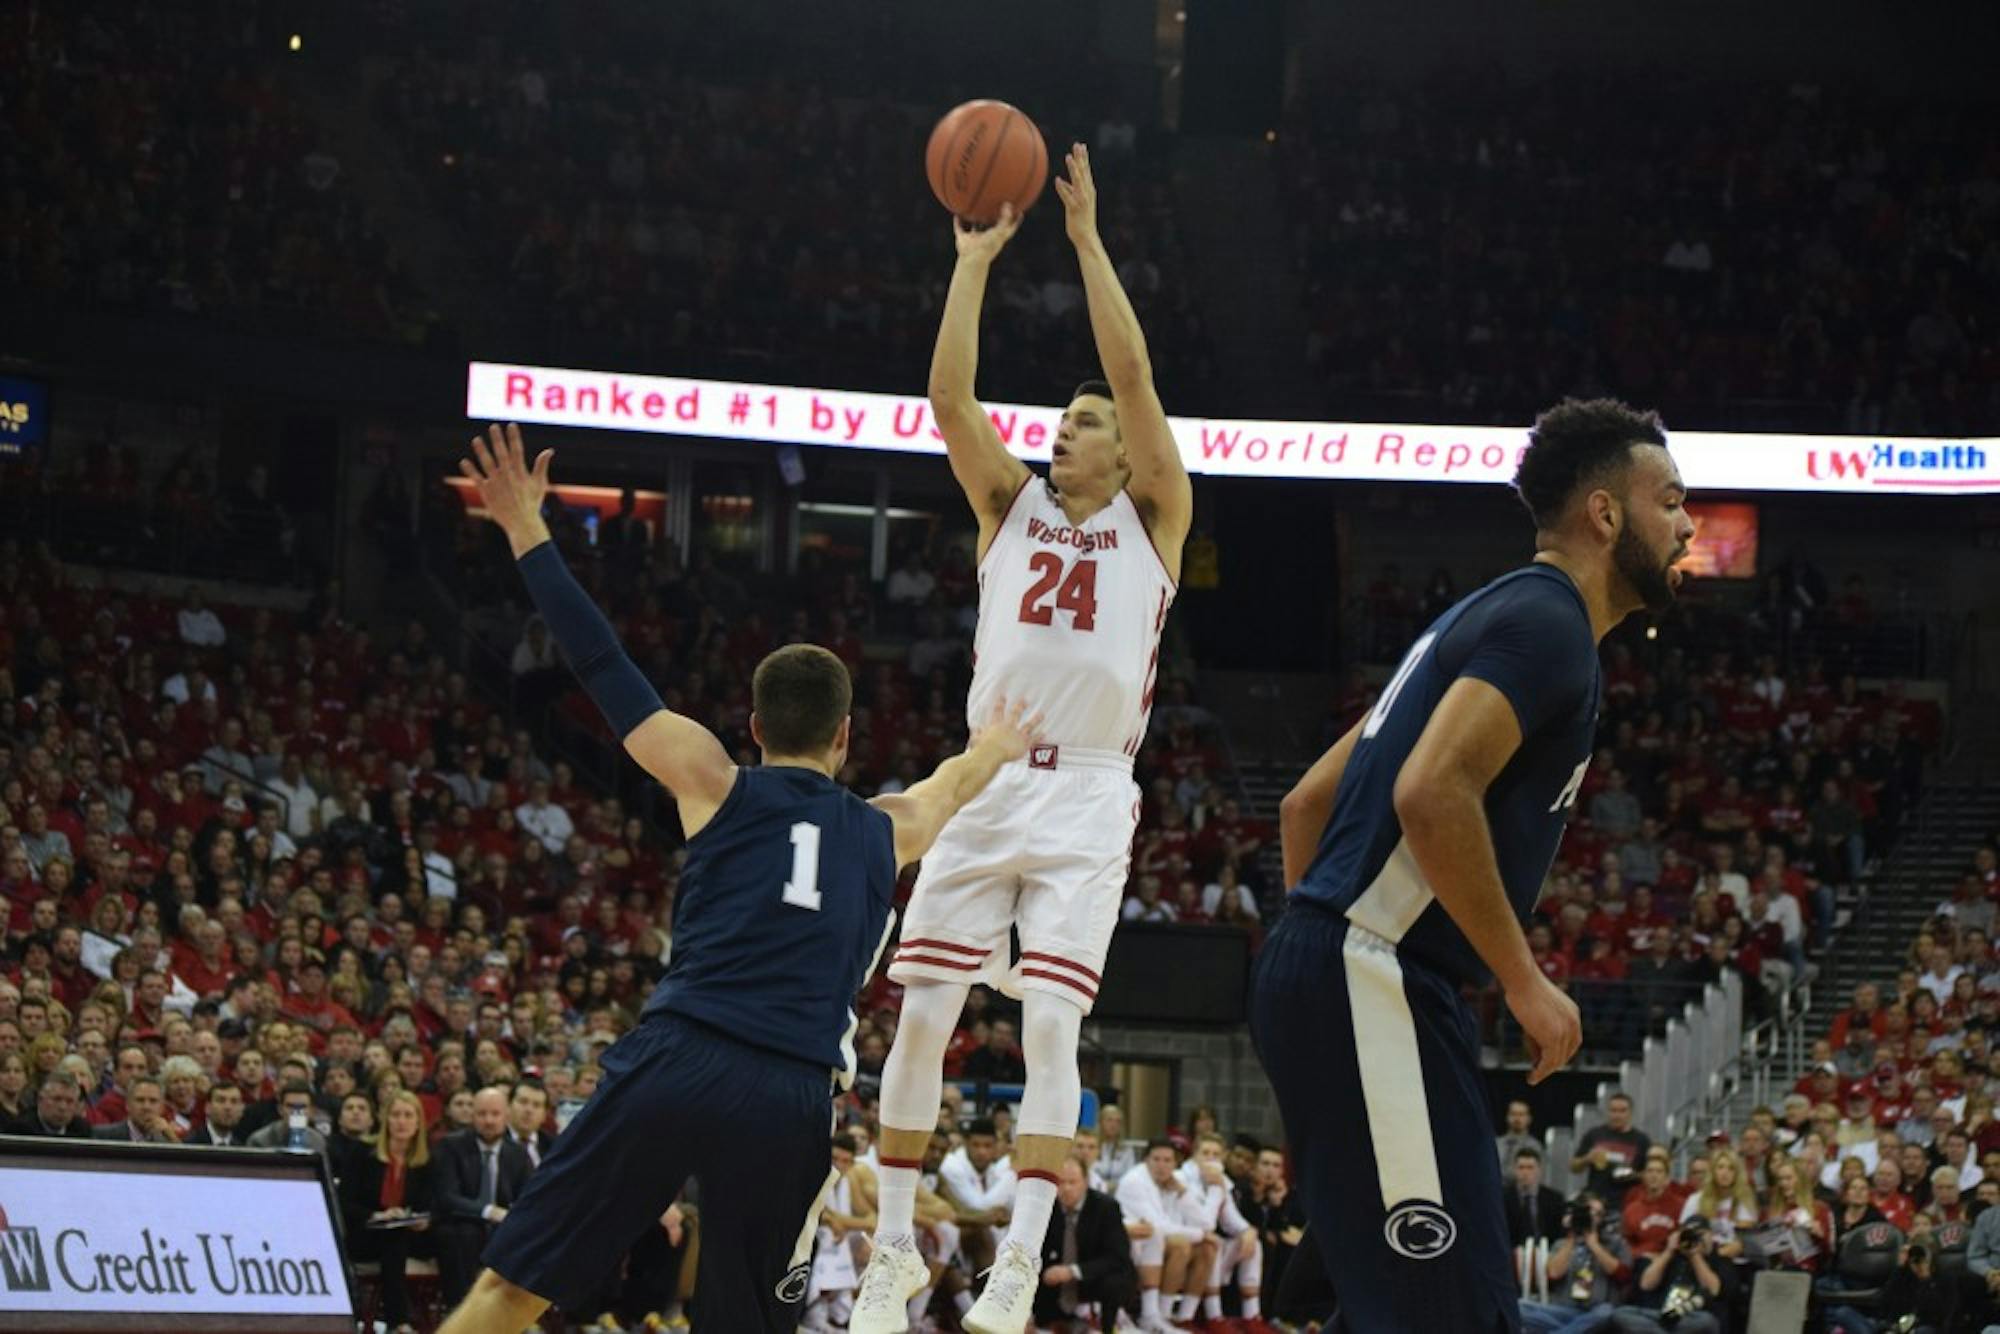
[889,745,1140,1014]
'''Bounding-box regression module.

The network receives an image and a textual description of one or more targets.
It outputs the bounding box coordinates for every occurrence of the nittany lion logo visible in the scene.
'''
[774,1262,810,1304]
[1384,1202,1457,1261]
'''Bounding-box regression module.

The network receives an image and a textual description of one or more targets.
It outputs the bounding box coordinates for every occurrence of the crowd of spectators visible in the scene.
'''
[1279,70,2000,434]
[0,433,306,587]
[1495,820,2000,1334]
[1,3,434,344]
[366,1,1222,408]
[794,1098,1302,1332]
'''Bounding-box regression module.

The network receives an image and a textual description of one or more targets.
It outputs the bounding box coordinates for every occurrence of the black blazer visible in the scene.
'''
[337,1154,438,1234]
[432,1130,532,1225]
[1504,1185,1568,1247]
[1039,1189,1140,1287]
[184,1121,250,1146]
[506,1126,556,1166]
[5,1113,92,1138]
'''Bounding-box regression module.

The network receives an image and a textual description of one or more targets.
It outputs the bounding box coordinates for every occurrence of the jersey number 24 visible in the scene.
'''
[1018,554,1097,631]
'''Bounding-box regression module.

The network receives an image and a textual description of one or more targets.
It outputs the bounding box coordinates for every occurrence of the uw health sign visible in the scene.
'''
[467,360,2000,496]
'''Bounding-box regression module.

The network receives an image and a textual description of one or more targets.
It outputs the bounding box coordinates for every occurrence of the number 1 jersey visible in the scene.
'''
[640,766,896,1087]
[969,478,1177,757]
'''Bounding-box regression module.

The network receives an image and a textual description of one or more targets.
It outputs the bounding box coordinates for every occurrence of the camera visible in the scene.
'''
[1677,1216,1709,1250]
[1565,1200,1597,1235]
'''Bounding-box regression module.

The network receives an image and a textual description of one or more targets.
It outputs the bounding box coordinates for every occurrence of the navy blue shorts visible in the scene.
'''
[483,1012,836,1330]
[1249,903,1517,1334]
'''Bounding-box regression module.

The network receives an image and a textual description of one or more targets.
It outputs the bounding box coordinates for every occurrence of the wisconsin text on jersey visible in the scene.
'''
[1025,515,1122,552]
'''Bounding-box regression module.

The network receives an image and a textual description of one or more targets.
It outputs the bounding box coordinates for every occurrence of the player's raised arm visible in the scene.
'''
[930,206,1032,547]
[871,696,1042,868]
[1392,676,1581,1084]
[459,425,736,834]
[1055,144,1192,564]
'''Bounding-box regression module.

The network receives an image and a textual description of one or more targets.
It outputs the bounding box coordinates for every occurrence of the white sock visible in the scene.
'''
[876,1163,920,1241]
[1173,1292,1199,1319]
[1141,1289,1162,1322]
[1203,1293,1222,1318]
[1242,1293,1261,1318]
[1005,1174,1059,1255]
[907,1285,932,1324]
[953,1288,973,1315]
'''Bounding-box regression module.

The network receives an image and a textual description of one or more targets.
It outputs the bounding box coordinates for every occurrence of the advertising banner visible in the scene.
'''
[0,1145,350,1328]
[466,360,2000,496]
[0,374,49,458]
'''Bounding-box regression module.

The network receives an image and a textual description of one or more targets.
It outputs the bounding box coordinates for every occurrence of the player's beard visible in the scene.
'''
[1613,522,1678,613]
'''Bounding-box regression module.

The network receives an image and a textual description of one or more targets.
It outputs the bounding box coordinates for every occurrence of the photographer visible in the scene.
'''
[1824,1239,1954,1334]
[1606,1216,1732,1334]
[1520,1192,1630,1334]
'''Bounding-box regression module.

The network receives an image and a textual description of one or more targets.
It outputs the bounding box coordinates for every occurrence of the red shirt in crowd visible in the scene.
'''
[1622,1184,1686,1256]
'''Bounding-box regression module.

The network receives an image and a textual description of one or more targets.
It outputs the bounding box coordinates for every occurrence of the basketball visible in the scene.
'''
[924,99,1048,225]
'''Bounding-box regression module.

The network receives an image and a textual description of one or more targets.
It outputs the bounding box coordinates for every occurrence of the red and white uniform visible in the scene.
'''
[890,479,1176,1012]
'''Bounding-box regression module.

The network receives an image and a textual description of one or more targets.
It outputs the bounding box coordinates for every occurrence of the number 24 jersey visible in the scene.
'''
[968,478,1177,758]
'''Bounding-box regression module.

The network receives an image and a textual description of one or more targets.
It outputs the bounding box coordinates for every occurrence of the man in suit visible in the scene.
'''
[435,1086,534,1306]
[1504,1148,1567,1249]
[186,1082,250,1146]
[8,1070,92,1137]
[1035,1155,1140,1330]
[505,1078,556,1170]
[92,1075,178,1143]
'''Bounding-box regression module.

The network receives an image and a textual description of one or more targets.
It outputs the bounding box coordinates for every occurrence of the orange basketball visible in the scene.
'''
[925,100,1048,225]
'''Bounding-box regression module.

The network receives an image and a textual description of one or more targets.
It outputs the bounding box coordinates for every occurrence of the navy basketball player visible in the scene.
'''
[1250,400,1694,1333]
[438,425,1045,1334]
[854,144,1192,1334]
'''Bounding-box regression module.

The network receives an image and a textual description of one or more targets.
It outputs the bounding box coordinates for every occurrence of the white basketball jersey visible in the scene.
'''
[967,479,1176,757]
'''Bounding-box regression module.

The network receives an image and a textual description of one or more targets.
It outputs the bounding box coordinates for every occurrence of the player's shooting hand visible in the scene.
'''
[661,1202,685,1246]
[953,203,1022,264]
[1507,971,1582,1085]
[969,694,1045,764]
[459,423,554,551]
[1053,142,1099,245]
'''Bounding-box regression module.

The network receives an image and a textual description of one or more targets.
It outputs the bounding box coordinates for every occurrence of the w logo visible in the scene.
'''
[0,1225,50,1292]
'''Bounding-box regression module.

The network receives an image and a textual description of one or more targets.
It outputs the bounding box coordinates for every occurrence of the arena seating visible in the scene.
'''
[367,4,1224,410]
[1277,70,2000,433]
[7,10,1995,1333]
[1,3,433,345]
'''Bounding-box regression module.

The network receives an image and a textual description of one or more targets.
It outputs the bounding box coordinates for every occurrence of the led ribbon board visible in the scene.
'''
[468,361,2000,495]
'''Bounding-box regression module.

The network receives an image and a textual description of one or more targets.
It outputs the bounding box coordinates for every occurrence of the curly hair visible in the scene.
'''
[1513,398,1668,529]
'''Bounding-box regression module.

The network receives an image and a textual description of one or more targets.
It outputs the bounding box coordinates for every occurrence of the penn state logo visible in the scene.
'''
[774,1261,810,1304]
[1384,1202,1457,1260]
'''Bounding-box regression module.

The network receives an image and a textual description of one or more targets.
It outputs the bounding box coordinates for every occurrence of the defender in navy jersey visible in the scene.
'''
[1250,400,1694,1333]
[440,426,1044,1334]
